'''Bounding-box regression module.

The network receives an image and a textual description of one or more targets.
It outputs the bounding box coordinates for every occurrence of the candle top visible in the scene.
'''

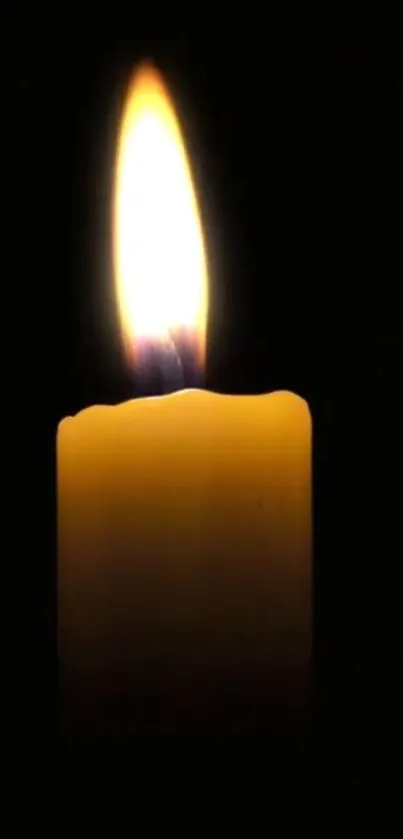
[58,389,311,429]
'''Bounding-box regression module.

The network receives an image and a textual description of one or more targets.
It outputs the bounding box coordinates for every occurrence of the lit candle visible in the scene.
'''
[58,63,312,744]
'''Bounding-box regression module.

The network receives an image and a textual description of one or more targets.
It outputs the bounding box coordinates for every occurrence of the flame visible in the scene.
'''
[113,62,208,368]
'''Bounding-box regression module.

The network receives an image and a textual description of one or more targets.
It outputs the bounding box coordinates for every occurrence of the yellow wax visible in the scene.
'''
[58,388,311,741]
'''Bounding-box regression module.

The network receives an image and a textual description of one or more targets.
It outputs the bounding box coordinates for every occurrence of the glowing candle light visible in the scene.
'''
[58,62,311,743]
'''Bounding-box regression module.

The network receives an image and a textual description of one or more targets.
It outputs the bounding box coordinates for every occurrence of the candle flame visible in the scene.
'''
[114,62,208,369]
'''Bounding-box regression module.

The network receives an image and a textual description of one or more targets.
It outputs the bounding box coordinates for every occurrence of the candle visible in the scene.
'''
[58,63,312,744]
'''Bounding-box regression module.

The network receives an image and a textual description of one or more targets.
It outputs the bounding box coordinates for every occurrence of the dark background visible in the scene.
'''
[5,21,403,832]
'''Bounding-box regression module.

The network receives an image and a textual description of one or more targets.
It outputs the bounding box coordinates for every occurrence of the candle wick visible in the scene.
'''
[161,333,185,393]
[135,330,201,395]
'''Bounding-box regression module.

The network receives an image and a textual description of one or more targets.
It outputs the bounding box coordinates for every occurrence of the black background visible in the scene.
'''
[5,19,403,832]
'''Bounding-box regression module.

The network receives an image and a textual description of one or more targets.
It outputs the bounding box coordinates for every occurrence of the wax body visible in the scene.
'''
[58,389,311,743]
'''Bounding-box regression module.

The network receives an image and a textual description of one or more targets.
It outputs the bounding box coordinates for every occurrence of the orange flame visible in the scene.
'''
[113,62,208,369]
